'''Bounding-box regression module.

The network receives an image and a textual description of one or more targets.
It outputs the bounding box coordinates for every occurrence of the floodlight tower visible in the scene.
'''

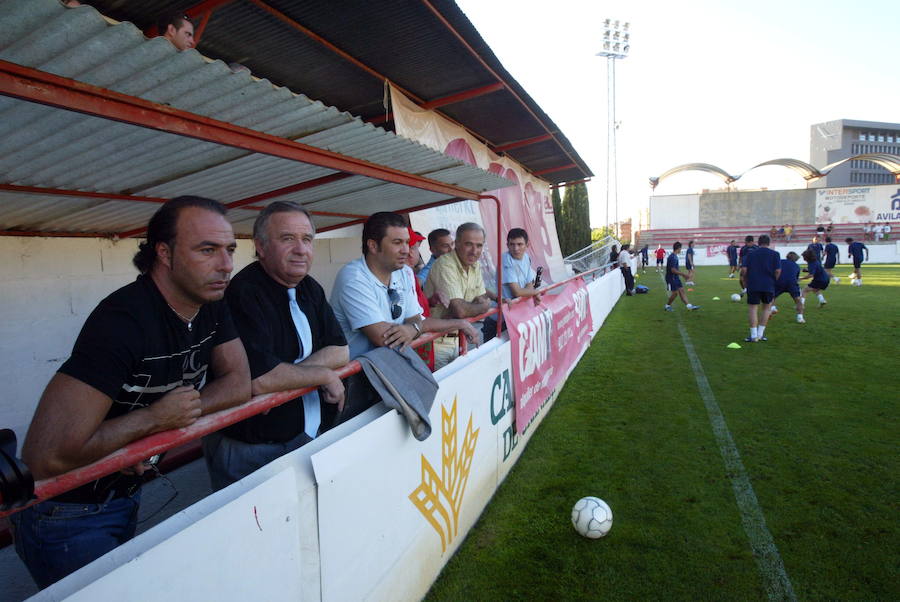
[597,19,630,238]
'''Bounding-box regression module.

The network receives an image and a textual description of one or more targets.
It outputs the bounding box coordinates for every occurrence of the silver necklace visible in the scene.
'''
[167,303,200,331]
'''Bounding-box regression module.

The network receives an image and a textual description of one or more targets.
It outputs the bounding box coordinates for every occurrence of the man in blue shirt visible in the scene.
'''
[769,252,805,323]
[845,237,869,286]
[822,236,840,283]
[501,227,541,301]
[740,234,780,342]
[685,240,696,285]
[664,241,700,312]
[417,228,453,287]
[640,244,649,274]
[726,239,739,278]
[331,212,478,360]
[800,248,830,306]
[738,235,756,295]
[807,235,824,263]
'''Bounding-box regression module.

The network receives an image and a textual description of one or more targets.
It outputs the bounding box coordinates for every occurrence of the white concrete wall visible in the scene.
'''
[649,194,700,229]
[0,235,360,449]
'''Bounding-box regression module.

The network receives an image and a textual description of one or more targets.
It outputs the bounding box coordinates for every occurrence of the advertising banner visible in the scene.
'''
[503,279,593,434]
[706,243,727,258]
[815,185,900,223]
[391,86,567,286]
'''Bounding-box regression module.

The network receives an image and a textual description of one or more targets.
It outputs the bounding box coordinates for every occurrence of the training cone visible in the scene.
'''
[687,288,694,291]
[726,342,741,349]
[712,296,720,301]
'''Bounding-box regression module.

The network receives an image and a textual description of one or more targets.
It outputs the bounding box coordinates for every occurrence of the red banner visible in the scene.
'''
[503,279,593,434]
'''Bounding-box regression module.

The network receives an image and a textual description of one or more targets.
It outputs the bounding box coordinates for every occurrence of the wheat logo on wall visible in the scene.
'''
[408,397,479,553]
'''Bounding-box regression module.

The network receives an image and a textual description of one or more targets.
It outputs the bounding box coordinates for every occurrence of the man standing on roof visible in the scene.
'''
[158,12,196,51]
[204,201,348,491]
[417,228,453,287]
[13,196,251,588]
[331,212,477,363]
[425,222,498,368]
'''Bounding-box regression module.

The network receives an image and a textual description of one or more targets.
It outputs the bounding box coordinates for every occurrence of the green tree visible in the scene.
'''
[551,187,568,256]
[560,182,591,256]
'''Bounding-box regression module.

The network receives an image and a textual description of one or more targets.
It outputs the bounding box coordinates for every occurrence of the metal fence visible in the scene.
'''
[563,235,620,278]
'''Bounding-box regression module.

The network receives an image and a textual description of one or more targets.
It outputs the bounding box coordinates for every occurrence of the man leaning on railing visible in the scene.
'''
[12,196,251,589]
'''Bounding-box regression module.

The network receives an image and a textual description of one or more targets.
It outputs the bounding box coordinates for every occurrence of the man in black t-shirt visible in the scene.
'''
[204,201,349,491]
[13,196,251,589]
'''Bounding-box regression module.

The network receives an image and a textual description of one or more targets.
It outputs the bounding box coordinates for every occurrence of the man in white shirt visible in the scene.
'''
[331,212,478,360]
[618,243,636,295]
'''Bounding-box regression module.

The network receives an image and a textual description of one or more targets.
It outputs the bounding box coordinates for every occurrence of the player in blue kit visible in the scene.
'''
[740,234,780,342]
[726,239,739,278]
[807,235,824,263]
[685,240,696,285]
[738,235,756,295]
[800,248,830,306]
[845,237,869,285]
[664,241,700,312]
[823,236,840,283]
[769,252,805,323]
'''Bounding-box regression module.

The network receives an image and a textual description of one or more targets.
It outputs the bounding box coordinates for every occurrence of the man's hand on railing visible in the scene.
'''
[147,385,202,432]
[320,372,346,413]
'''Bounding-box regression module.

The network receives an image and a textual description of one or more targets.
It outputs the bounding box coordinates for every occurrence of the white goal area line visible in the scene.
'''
[676,320,797,601]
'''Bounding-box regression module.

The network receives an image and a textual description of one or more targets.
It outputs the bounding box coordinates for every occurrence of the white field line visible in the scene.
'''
[675,319,796,601]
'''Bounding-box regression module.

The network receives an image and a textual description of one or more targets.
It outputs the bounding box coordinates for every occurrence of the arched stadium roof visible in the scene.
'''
[649,154,900,189]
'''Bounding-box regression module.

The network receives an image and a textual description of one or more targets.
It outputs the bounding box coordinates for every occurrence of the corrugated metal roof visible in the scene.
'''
[0,0,511,236]
[84,0,594,184]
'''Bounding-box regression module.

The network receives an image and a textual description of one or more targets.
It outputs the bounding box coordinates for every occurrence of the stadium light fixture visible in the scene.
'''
[596,18,631,238]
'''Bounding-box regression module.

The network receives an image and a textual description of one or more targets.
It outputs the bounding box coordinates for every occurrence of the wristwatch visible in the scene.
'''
[411,321,422,338]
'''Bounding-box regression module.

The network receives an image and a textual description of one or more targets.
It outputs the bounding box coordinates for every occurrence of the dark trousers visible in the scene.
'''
[621,266,635,293]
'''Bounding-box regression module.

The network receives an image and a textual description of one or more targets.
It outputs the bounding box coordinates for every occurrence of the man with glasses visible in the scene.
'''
[331,212,478,362]
[204,202,348,491]
[13,196,251,588]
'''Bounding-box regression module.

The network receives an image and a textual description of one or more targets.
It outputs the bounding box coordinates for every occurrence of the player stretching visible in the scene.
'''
[770,252,806,323]
[655,244,666,273]
[800,248,830,306]
[741,234,780,342]
[845,237,869,285]
[726,239,739,278]
[823,236,840,283]
[685,240,696,285]
[664,242,700,312]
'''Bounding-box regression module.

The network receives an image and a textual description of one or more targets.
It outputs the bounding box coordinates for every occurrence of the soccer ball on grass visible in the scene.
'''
[730,293,741,302]
[571,496,613,539]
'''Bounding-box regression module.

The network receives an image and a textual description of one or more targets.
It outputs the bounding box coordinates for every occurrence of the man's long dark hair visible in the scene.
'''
[133,196,227,274]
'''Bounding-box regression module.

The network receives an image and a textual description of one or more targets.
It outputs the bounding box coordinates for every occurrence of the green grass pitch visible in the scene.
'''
[427,264,899,601]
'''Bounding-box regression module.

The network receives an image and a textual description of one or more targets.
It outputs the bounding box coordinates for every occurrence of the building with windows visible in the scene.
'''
[810,119,900,187]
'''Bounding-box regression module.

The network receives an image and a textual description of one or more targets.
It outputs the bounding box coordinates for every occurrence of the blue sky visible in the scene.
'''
[456,0,900,227]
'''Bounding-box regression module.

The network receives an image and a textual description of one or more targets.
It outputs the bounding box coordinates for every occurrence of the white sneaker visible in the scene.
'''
[833,277,840,283]
[796,315,805,323]
[770,305,778,315]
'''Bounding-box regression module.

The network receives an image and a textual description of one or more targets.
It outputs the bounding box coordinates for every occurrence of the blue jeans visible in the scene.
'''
[11,493,140,589]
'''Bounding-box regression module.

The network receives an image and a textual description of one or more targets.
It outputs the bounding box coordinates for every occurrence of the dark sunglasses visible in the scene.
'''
[387,288,402,320]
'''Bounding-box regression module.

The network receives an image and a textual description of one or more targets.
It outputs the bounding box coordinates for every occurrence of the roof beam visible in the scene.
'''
[0,60,480,207]
[533,163,577,176]
[0,184,166,204]
[494,133,554,153]
[143,0,239,37]
[421,82,505,110]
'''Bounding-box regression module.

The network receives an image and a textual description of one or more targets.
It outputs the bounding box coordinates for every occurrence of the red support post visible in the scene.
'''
[493,133,553,153]
[478,194,503,337]
[421,82,506,110]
